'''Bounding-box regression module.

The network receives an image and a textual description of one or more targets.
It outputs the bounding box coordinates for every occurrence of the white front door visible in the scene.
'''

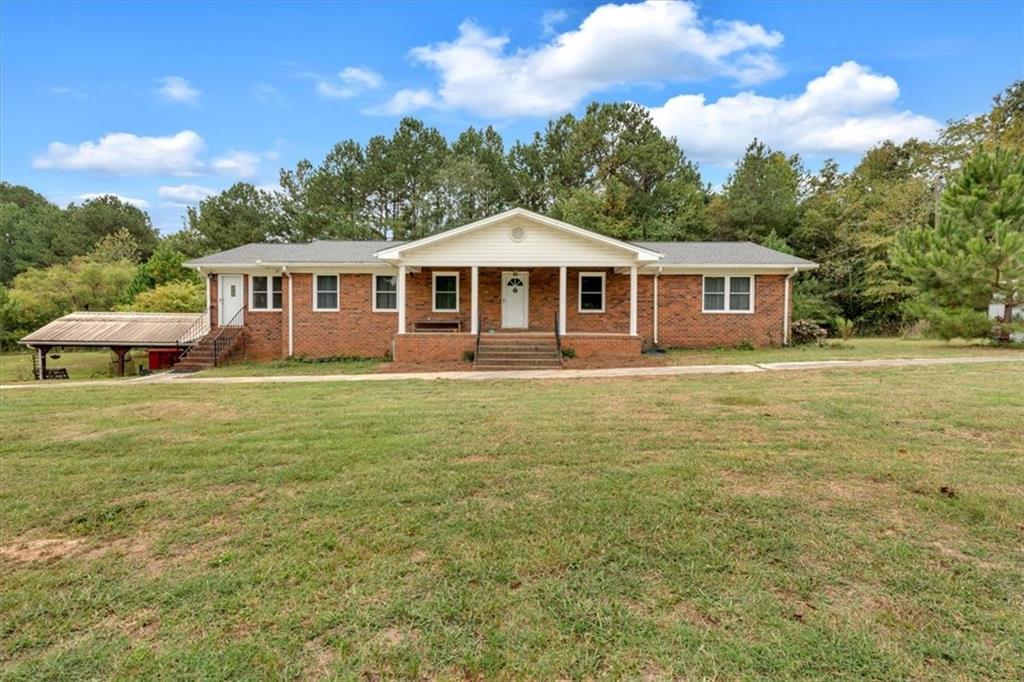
[501,271,529,328]
[219,274,244,326]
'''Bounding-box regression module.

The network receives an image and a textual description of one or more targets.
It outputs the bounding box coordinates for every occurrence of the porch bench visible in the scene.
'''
[412,320,461,333]
[33,367,70,380]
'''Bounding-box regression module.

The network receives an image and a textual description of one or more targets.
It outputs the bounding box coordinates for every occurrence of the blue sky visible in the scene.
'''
[2,0,1021,234]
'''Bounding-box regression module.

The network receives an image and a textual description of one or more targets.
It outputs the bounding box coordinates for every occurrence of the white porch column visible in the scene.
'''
[470,266,479,335]
[629,265,638,336]
[397,264,407,334]
[558,266,567,335]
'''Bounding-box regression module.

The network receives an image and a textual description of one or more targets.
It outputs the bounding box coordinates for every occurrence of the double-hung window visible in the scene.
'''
[250,275,282,310]
[373,275,397,311]
[314,275,339,311]
[703,276,753,313]
[432,272,459,312]
[578,272,605,312]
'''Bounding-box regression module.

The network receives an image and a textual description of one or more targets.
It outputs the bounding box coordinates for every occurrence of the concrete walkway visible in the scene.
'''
[2,355,1020,390]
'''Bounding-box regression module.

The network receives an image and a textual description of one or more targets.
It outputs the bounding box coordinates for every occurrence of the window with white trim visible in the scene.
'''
[374,274,397,311]
[578,272,605,312]
[250,275,282,310]
[703,276,753,312]
[314,275,339,311]
[433,272,459,312]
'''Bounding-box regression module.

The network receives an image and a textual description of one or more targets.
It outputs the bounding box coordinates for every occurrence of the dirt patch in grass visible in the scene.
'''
[667,600,720,629]
[0,537,86,563]
[49,424,124,443]
[376,626,418,647]
[456,454,496,464]
[303,638,338,680]
[101,608,161,641]
[718,470,903,507]
[130,399,241,422]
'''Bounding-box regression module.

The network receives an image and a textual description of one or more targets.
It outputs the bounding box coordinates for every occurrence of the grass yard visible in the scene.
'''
[0,350,133,384]
[662,337,1023,366]
[2,364,1023,679]
[198,356,382,377]
[180,338,1022,379]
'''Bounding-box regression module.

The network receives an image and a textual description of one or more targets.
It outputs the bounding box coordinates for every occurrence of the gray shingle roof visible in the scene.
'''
[186,239,813,267]
[633,241,815,266]
[185,240,402,266]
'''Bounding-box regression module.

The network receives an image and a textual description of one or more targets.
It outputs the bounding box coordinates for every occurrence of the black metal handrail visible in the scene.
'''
[175,310,210,361]
[474,313,483,364]
[212,306,245,367]
[554,311,562,358]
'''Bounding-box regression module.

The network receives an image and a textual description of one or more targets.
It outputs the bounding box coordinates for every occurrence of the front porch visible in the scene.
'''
[390,265,644,364]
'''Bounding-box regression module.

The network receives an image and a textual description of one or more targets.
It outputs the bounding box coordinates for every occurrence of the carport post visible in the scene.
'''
[111,346,130,377]
[35,345,49,381]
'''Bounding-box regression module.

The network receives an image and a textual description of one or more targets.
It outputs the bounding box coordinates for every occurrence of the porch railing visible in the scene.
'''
[212,306,246,367]
[554,311,562,357]
[474,313,483,364]
[175,310,211,362]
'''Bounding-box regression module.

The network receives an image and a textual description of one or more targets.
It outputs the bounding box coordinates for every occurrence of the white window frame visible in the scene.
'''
[702,275,755,314]
[578,271,606,313]
[313,274,340,312]
[372,274,398,312]
[249,274,282,311]
[432,271,460,313]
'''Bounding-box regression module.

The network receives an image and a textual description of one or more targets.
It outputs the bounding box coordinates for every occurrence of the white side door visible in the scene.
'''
[501,271,529,329]
[219,274,244,326]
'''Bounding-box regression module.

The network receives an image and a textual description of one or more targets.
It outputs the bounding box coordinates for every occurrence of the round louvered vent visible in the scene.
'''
[509,226,526,242]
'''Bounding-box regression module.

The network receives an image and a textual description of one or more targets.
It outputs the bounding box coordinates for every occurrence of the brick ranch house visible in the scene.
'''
[181,208,816,369]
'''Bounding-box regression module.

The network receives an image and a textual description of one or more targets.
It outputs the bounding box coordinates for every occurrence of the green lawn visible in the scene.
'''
[2,364,1023,679]
[662,337,1023,366]
[186,337,1022,379]
[0,350,135,384]
[198,356,382,377]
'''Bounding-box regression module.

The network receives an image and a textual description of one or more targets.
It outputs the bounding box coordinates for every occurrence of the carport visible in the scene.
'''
[19,312,207,379]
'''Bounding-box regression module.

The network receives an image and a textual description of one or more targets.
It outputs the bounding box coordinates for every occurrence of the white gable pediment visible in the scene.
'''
[376,209,661,267]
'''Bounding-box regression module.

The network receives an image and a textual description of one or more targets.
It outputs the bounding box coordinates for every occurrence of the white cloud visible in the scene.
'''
[76,193,149,209]
[156,76,200,104]
[316,66,385,99]
[541,8,569,36]
[211,150,261,178]
[648,61,942,165]
[49,86,86,99]
[158,184,217,205]
[375,0,783,117]
[33,130,205,175]
[340,66,384,90]
[253,81,283,105]
[367,88,436,115]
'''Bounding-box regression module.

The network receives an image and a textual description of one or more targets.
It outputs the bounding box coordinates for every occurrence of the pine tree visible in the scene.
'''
[893,148,1024,341]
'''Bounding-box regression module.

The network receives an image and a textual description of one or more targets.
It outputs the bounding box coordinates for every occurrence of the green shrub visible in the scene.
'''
[561,347,577,359]
[834,317,855,340]
[791,319,828,345]
[733,340,755,351]
[462,350,475,362]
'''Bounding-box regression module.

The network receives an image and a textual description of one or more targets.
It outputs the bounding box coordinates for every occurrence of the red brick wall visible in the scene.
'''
[206,269,787,364]
[653,274,786,348]
[404,267,472,332]
[561,334,642,358]
[392,333,475,363]
[289,273,396,360]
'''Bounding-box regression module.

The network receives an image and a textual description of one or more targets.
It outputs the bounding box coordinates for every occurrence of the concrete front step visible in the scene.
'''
[477,349,560,356]
[476,358,562,367]
[475,360,565,366]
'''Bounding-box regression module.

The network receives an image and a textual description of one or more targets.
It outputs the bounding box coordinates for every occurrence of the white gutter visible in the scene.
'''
[783,267,797,345]
[283,267,294,357]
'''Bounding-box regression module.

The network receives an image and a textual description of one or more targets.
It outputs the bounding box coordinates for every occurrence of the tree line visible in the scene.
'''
[1,82,1021,348]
